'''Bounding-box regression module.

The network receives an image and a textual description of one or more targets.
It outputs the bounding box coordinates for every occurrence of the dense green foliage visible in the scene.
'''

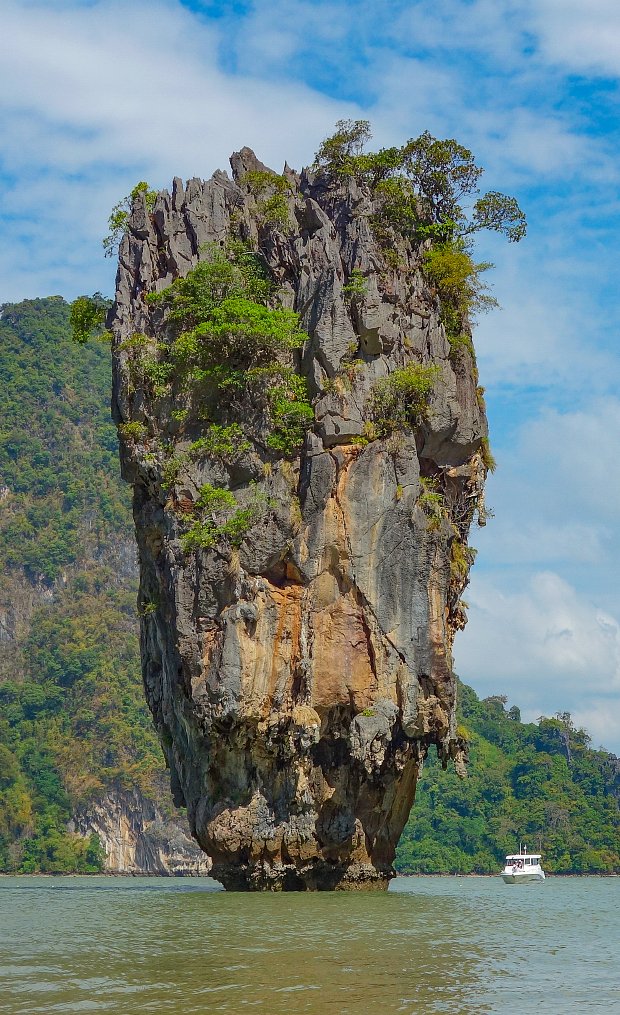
[141,243,314,461]
[0,298,163,872]
[314,121,525,344]
[0,580,161,873]
[396,682,620,874]
[0,298,127,582]
[69,292,110,346]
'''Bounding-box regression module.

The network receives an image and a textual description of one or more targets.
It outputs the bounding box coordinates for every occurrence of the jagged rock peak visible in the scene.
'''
[111,145,488,890]
[229,146,275,180]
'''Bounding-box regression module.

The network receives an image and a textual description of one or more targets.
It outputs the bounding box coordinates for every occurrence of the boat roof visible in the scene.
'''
[506,853,541,859]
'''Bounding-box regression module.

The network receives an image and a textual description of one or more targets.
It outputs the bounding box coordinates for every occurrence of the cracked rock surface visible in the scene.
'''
[111,148,488,890]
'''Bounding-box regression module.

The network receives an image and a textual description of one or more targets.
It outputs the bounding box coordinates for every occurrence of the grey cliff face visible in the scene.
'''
[110,148,488,890]
[71,782,211,876]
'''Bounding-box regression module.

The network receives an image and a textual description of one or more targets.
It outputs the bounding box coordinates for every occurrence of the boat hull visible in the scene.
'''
[501,871,545,884]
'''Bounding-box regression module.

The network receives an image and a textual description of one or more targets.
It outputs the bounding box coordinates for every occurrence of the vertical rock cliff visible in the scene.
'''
[72,782,211,876]
[111,147,488,890]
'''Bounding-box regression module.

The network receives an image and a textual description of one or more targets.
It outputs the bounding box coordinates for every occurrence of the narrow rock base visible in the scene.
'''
[212,861,394,892]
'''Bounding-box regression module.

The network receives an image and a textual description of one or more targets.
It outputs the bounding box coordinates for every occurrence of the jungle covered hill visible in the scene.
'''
[0,296,618,874]
[0,296,164,873]
[396,684,620,874]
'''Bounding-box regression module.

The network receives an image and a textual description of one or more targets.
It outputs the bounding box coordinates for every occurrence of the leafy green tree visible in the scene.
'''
[468,191,527,243]
[313,122,526,343]
[69,293,110,345]
[312,119,373,175]
[399,130,484,227]
[313,121,526,245]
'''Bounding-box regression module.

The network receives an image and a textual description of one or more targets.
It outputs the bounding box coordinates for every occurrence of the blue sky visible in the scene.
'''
[2,0,620,749]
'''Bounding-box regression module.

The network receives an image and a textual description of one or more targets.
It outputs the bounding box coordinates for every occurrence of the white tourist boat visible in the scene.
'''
[500,847,545,884]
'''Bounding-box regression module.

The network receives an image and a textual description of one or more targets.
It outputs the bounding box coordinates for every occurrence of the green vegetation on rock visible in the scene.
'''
[180,482,266,553]
[103,181,157,258]
[369,364,440,438]
[136,242,314,468]
[314,120,526,345]
[241,170,293,229]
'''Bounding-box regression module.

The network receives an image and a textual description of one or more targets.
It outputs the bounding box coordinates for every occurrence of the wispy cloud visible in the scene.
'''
[457,397,620,750]
[0,0,350,299]
[524,0,620,74]
[455,570,620,748]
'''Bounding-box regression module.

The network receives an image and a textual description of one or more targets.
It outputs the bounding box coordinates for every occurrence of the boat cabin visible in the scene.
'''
[505,853,542,867]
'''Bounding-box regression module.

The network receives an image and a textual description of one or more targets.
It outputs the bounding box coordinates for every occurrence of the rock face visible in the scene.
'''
[71,782,211,875]
[111,149,488,890]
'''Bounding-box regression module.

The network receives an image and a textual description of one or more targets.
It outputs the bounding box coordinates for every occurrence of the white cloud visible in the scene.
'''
[454,571,620,751]
[0,0,354,301]
[511,401,620,521]
[484,399,620,551]
[392,0,526,63]
[473,241,620,393]
[0,0,349,175]
[479,519,607,567]
[456,396,620,753]
[392,0,620,81]
[525,0,620,75]
[571,701,620,754]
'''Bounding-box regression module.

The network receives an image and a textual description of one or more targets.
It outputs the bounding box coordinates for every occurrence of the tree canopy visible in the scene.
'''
[313,120,526,243]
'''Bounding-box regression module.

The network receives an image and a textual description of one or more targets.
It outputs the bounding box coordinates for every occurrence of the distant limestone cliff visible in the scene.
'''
[72,782,210,876]
[111,144,488,890]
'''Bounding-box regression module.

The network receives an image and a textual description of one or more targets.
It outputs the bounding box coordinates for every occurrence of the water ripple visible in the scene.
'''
[0,875,618,1013]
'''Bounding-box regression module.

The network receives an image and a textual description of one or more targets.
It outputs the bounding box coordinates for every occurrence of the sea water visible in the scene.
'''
[0,875,618,1013]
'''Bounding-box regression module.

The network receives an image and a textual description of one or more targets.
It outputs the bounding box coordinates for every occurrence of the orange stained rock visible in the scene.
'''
[311,594,377,710]
[267,580,304,697]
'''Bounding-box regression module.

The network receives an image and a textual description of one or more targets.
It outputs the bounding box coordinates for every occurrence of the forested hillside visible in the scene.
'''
[1,297,618,874]
[396,683,620,873]
[0,297,163,872]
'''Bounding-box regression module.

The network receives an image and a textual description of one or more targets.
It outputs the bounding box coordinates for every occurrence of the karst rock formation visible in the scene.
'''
[111,146,488,890]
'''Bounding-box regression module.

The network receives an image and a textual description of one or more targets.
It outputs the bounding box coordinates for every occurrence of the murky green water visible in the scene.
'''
[0,875,618,1013]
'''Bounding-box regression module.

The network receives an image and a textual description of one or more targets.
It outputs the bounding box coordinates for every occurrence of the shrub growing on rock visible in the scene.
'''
[369,363,440,437]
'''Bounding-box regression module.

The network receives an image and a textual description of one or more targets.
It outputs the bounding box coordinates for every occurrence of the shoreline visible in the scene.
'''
[1,871,618,879]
